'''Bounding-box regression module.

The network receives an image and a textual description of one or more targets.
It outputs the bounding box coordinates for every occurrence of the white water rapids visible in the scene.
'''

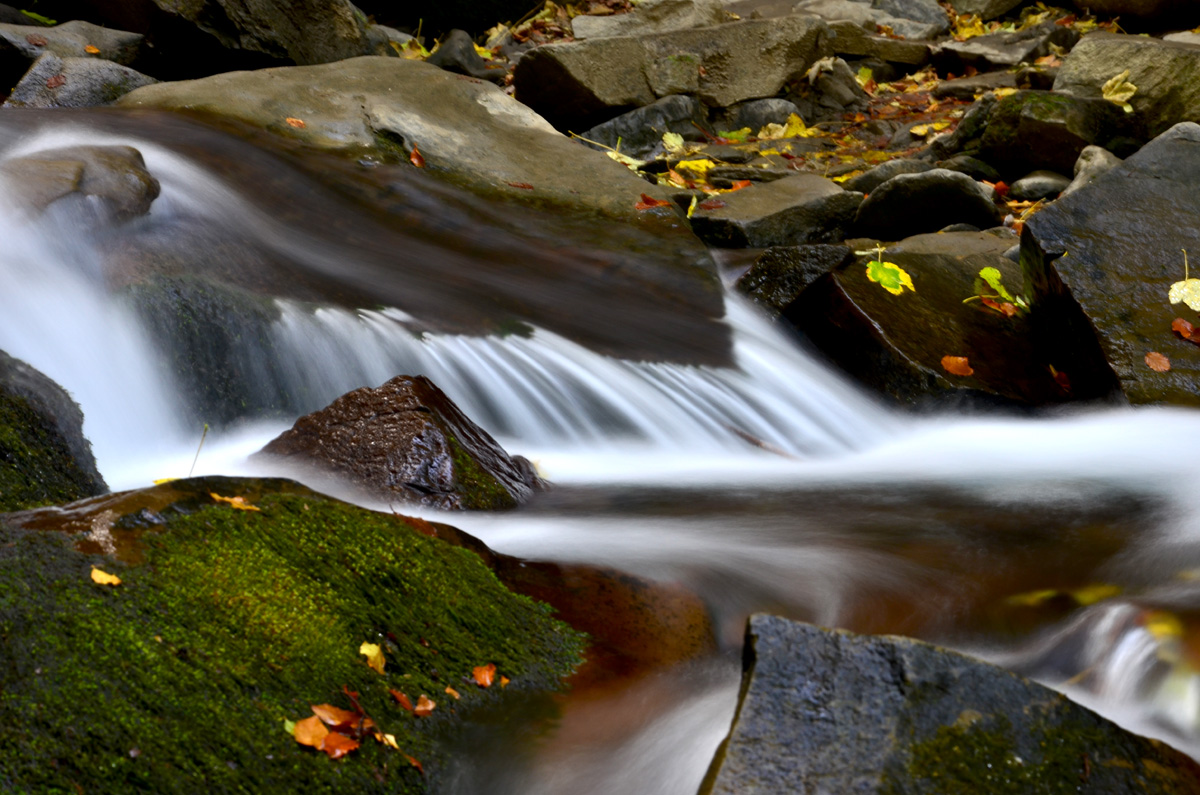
[5,126,1200,790]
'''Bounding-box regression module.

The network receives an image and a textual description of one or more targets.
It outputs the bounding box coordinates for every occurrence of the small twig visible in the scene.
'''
[188,423,209,478]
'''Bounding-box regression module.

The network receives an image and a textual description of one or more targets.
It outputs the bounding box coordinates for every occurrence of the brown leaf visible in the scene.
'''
[321,731,360,759]
[293,715,329,748]
[472,663,496,688]
[941,355,974,377]
[285,117,306,128]
[410,145,425,168]
[1173,317,1197,342]
[413,695,436,717]
[25,33,47,47]
[406,754,425,774]
[1145,351,1171,372]
[389,689,413,712]
[506,181,534,190]
[45,74,65,89]
[311,703,359,729]
[635,193,671,210]
[697,198,726,211]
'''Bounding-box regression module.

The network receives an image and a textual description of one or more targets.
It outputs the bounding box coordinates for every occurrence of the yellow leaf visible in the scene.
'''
[1005,589,1058,607]
[1071,583,1122,606]
[866,259,915,296]
[360,641,386,674]
[152,477,178,484]
[675,158,716,177]
[90,567,121,586]
[379,732,400,749]
[1169,249,1200,311]
[1144,610,1183,641]
[992,87,1018,98]
[606,150,645,170]
[953,14,986,40]
[472,43,493,59]
[1101,69,1137,113]
[209,493,261,511]
[661,132,685,154]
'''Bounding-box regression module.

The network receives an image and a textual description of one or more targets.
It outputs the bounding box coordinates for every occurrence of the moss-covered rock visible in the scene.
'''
[0,350,106,512]
[0,476,584,793]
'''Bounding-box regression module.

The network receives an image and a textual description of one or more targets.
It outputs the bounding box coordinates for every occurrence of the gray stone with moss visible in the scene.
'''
[0,476,584,792]
[0,349,106,512]
[700,614,1200,794]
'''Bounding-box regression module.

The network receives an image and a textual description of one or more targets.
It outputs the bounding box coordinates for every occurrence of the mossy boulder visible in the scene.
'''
[0,476,584,793]
[701,615,1200,794]
[0,349,106,512]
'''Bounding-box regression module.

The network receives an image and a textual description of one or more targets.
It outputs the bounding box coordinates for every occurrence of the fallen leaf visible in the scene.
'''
[378,732,399,749]
[1049,365,1071,392]
[389,689,413,712]
[635,193,672,210]
[282,718,296,735]
[980,297,1018,317]
[866,258,915,296]
[697,198,726,211]
[1169,260,1200,311]
[406,754,425,774]
[285,117,306,128]
[210,493,261,511]
[84,44,100,54]
[410,145,425,168]
[312,704,359,728]
[506,181,534,190]
[728,179,752,191]
[1101,69,1137,113]
[674,158,716,178]
[661,132,685,154]
[1173,317,1200,346]
[359,641,386,674]
[1145,351,1171,372]
[472,42,494,59]
[499,676,510,688]
[992,180,1010,198]
[293,715,329,748]
[45,74,65,89]
[606,149,645,170]
[25,33,47,47]
[322,731,360,759]
[472,663,496,688]
[1142,609,1183,641]
[445,686,461,700]
[90,567,121,586]
[413,695,436,717]
[941,356,974,377]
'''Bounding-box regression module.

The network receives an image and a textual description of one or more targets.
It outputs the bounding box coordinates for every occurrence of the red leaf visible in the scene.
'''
[389,689,413,712]
[635,193,671,210]
[1055,14,1077,25]
[410,145,425,168]
[506,181,534,190]
[472,663,496,688]
[979,297,1017,317]
[941,355,974,377]
[992,181,1010,198]
[25,34,47,47]
[1145,351,1171,372]
[1051,366,1071,393]
[1173,317,1196,341]
[697,198,726,210]
[406,754,425,774]
[45,74,65,89]
[322,731,360,759]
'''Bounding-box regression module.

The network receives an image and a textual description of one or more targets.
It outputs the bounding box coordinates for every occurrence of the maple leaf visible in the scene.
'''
[90,567,121,586]
[210,493,260,511]
[1169,249,1200,311]
[941,356,974,377]
[1101,69,1137,113]
[293,715,329,748]
[472,663,497,688]
[1145,351,1171,372]
[359,641,386,674]
[413,695,436,717]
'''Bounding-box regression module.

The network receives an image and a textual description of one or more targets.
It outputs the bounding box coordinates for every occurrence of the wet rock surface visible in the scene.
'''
[701,615,1200,794]
[736,244,854,313]
[690,174,862,247]
[853,169,1003,241]
[0,143,160,219]
[258,375,544,510]
[4,51,156,108]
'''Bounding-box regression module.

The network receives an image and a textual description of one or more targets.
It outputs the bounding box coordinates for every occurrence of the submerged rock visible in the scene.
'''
[700,615,1200,793]
[0,143,160,220]
[0,350,106,512]
[258,375,543,510]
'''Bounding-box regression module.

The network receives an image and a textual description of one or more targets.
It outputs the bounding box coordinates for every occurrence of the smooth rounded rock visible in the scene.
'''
[854,169,1003,241]
[1009,169,1071,201]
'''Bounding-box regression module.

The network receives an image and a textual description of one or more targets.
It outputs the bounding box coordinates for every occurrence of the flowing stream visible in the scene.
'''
[5,118,1200,791]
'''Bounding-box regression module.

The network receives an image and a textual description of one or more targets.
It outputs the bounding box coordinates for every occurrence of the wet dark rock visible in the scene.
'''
[426,28,504,83]
[854,169,1002,241]
[945,0,1024,19]
[977,89,1130,179]
[700,615,1200,794]
[707,165,793,187]
[937,153,1002,182]
[786,230,1079,408]
[736,244,854,313]
[825,19,931,65]
[925,94,996,160]
[793,0,948,39]
[1009,169,1070,201]
[842,158,934,194]
[788,56,870,125]
[1074,0,1197,24]
[4,52,157,108]
[581,94,710,159]
[1060,144,1121,197]
[1016,64,1057,91]
[1054,33,1200,140]
[1023,121,1200,406]
[0,4,44,25]
[0,144,160,220]
[932,70,1017,101]
[0,20,141,66]
[710,97,801,133]
[0,350,106,512]
[512,16,831,132]
[689,175,863,247]
[571,0,727,39]
[259,375,544,510]
[934,22,1079,73]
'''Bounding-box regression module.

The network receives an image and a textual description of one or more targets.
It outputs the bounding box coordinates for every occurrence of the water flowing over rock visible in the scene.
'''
[700,615,1200,794]
[0,144,160,220]
[1023,121,1200,406]
[736,244,854,313]
[0,349,106,512]
[258,375,544,510]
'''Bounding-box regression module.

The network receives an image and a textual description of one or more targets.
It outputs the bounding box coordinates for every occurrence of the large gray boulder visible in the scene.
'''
[117,57,667,220]
[1055,33,1200,140]
[1023,122,1200,406]
[702,615,1200,793]
[945,0,1024,19]
[4,52,157,108]
[512,16,831,132]
[571,0,728,39]
[793,0,949,40]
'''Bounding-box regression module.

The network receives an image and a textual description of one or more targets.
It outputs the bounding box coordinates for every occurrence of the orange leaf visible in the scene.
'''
[941,355,974,377]
[472,663,496,688]
[25,34,47,47]
[1146,351,1171,372]
[84,44,100,54]
[209,493,260,511]
[293,715,329,748]
[980,297,1017,317]
[1173,317,1196,341]
[389,690,413,712]
[285,117,306,128]
[410,145,425,168]
[499,676,510,688]
[445,686,461,700]
[729,180,752,191]
[322,731,360,759]
[311,704,359,728]
[406,754,425,774]
[635,193,671,210]
[413,695,436,717]
[697,198,726,211]
[90,566,121,586]
[992,181,1009,198]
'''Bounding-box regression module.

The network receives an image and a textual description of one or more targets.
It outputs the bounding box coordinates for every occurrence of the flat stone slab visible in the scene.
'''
[689,174,862,247]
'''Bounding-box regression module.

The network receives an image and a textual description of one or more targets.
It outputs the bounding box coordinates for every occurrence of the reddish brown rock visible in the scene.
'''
[258,375,542,510]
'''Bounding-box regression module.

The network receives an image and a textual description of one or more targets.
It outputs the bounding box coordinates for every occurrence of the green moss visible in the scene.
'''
[0,486,584,792]
[445,434,515,511]
[0,391,96,512]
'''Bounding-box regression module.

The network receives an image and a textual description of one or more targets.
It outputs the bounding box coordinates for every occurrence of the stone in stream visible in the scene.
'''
[944,0,1024,19]
[784,231,1085,408]
[425,28,504,84]
[788,56,870,125]
[1059,144,1121,198]
[689,174,863,248]
[258,375,543,510]
[1008,169,1071,201]
[824,19,932,66]
[1023,121,1200,406]
[1054,33,1200,140]
[0,349,106,512]
[699,614,1200,794]
[0,143,160,219]
[736,244,855,314]
[570,0,728,39]
[933,22,1079,73]
[4,52,157,108]
[853,169,1003,242]
[710,98,802,134]
[936,153,1002,183]
[841,157,935,195]
[0,19,142,67]
[580,94,711,160]
[793,0,948,40]
[511,15,831,132]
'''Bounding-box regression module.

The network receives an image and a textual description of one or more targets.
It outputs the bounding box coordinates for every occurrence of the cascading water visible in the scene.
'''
[6,118,1200,790]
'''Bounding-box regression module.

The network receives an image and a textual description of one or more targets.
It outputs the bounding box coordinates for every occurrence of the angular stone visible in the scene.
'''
[512,16,831,132]
[425,28,504,83]
[710,97,800,132]
[945,0,1024,19]
[571,0,727,39]
[736,244,854,313]
[689,175,863,247]
[936,153,1001,182]
[258,375,544,510]
[1055,33,1200,140]
[854,169,1003,241]
[932,70,1017,101]
[934,22,1079,73]
[1023,122,1200,406]
[4,52,157,108]
[1009,169,1070,201]
[793,0,947,40]
[581,94,709,159]
[788,55,869,124]
[701,615,1200,794]
[826,19,931,65]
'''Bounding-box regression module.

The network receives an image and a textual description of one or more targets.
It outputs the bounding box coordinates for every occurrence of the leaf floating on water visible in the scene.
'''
[472,663,496,688]
[90,567,121,586]
[210,493,261,511]
[359,642,386,674]
[1145,351,1171,372]
[413,695,436,717]
[940,356,974,377]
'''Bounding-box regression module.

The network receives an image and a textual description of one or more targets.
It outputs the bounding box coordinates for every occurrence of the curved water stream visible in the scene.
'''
[4,115,1200,790]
